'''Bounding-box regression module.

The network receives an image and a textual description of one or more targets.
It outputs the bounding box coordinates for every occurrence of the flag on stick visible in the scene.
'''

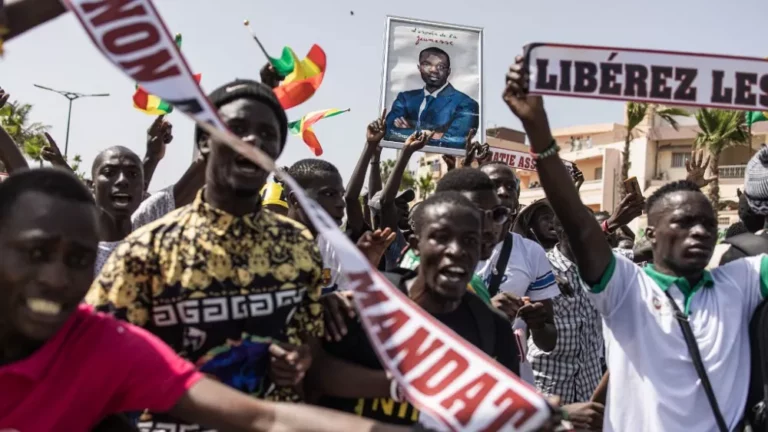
[288,108,349,156]
[243,21,326,109]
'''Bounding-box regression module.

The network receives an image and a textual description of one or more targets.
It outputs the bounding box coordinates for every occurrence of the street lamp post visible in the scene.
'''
[33,84,109,157]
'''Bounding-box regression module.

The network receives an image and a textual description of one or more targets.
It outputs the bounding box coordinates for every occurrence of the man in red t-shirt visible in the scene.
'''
[0,168,409,432]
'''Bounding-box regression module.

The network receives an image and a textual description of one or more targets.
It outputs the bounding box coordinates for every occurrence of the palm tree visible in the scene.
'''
[417,174,435,199]
[380,158,416,191]
[694,109,749,214]
[0,101,50,167]
[622,103,689,196]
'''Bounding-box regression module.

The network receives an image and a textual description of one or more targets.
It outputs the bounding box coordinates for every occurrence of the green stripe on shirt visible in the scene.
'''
[588,255,616,294]
[760,255,768,298]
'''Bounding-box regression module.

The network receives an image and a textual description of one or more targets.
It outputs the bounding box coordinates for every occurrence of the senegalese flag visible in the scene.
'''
[269,47,295,77]
[288,108,349,156]
[133,34,201,115]
[274,45,326,110]
[747,111,768,126]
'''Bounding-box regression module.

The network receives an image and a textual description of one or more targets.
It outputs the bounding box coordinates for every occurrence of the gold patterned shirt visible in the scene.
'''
[87,190,324,428]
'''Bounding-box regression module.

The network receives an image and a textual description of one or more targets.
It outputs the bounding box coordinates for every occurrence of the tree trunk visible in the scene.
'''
[620,132,631,198]
[709,152,720,218]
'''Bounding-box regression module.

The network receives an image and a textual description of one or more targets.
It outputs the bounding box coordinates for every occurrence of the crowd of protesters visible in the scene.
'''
[6,2,768,432]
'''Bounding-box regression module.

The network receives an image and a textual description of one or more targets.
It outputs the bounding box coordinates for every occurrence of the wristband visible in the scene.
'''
[601,220,610,233]
[530,139,560,160]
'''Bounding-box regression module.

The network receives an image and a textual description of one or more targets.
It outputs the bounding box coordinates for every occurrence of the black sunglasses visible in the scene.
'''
[481,206,511,225]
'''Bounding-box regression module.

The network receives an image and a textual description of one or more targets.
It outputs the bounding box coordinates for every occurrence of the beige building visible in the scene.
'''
[415,105,767,233]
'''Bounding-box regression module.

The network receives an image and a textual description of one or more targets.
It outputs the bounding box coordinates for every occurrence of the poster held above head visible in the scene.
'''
[525,43,768,111]
[380,16,483,156]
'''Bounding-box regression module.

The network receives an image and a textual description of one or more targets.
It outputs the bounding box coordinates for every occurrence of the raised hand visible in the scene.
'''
[366,109,387,144]
[606,193,644,232]
[146,115,172,161]
[463,128,479,167]
[571,163,585,190]
[357,228,397,266]
[502,56,552,149]
[260,63,282,89]
[0,87,9,109]
[442,154,458,171]
[685,151,716,188]
[475,143,493,165]
[40,133,67,167]
[403,130,434,153]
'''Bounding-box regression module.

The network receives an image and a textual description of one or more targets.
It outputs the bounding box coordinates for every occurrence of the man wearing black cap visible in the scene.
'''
[88,80,325,430]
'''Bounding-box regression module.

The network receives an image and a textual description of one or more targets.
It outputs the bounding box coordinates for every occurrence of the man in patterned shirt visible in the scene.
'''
[87,80,325,431]
[529,211,603,405]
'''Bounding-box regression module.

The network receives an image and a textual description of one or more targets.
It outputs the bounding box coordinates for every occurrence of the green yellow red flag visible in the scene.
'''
[288,108,349,156]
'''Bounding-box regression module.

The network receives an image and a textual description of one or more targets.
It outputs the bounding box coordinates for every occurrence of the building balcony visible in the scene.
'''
[519,180,604,207]
[718,165,746,179]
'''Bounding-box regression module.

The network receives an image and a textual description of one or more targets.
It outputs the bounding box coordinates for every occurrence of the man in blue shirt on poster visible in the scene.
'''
[385,47,479,149]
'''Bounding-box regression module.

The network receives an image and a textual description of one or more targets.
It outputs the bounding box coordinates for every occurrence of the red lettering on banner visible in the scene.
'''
[386,328,444,374]
[508,155,516,166]
[409,348,468,396]
[81,0,146,26]
[347,272,388,309]
[80,0,181,82]
[440,373,496,426]
[103,22,159,54]
[480,389,539,431]
[368,310,410,343]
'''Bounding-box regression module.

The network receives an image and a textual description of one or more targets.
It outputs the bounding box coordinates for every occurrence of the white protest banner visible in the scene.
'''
[489,146,573,173]
[65,1,551,430]
[526,43,768,111]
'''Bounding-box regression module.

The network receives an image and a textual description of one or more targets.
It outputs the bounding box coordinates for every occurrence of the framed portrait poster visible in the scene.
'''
[379,16,484,156]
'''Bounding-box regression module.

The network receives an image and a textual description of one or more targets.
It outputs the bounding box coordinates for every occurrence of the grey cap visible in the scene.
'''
[745,146,768,215]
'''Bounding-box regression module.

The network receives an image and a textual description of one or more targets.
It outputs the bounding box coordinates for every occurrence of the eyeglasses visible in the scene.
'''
[482,206,511,225]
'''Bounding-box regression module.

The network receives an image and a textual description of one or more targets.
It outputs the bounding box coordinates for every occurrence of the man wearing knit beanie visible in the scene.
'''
[89,79,329,430]
[745,145,768,217]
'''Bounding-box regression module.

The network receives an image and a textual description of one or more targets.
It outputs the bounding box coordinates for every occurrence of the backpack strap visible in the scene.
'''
[488,233,514,298]
[663,289,728,432]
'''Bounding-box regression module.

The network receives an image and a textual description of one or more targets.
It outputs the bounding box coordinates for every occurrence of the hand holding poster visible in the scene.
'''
[380,17,483,156]
[64,1,551,430]
[526,43,768,111]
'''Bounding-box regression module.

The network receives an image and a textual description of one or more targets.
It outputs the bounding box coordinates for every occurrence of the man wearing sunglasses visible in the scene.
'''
[436,168,558,387]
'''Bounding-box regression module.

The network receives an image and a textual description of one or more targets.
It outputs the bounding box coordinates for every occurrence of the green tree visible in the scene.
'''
[622,103,689,195]
[0,100,50,168]
[694,108,749,215]
[417,174,435,199]
[380,158,416,191]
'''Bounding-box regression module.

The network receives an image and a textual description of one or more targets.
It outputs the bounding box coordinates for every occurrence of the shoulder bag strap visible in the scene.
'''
[488,233,513,298]
[663,290,729,432]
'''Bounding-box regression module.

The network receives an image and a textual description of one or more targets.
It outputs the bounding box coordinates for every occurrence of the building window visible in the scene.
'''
[594,167,603,180]
[671,152,691,168]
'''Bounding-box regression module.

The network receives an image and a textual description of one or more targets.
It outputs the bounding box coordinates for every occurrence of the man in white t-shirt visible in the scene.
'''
[502,68,764,432]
